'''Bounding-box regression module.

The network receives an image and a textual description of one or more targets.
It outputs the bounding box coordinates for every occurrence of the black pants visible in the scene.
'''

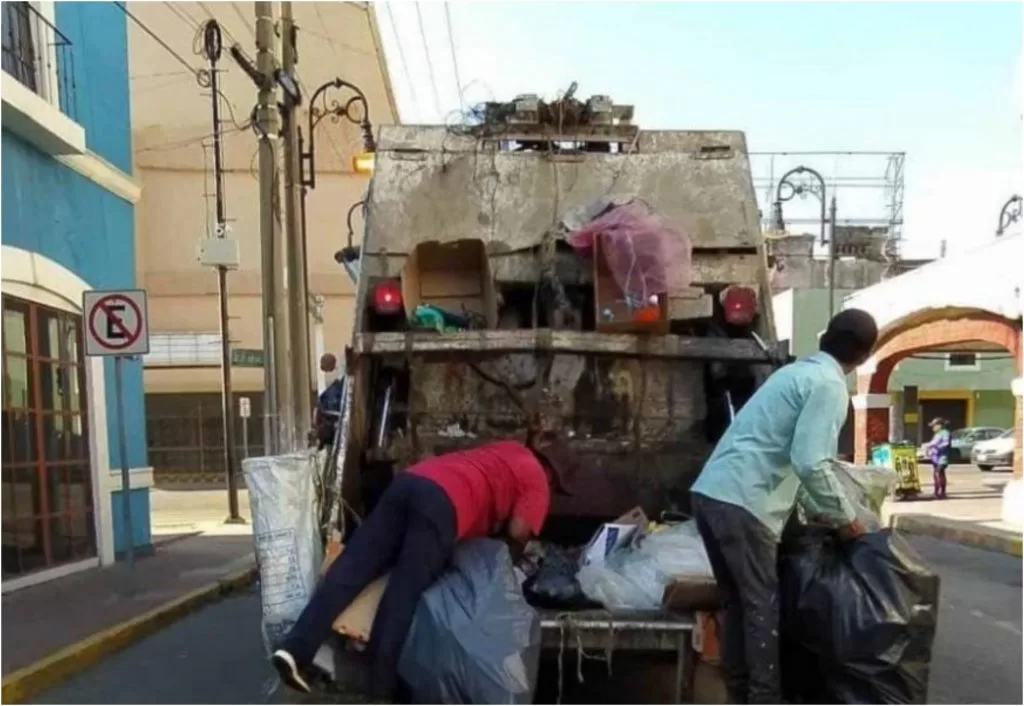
[279,473,456,698]
[691,493,780,705]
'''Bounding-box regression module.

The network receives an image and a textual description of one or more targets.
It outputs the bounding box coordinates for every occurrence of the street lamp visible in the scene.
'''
[300,77,376,191]
[996,194,1022,237]
[334,198,366,284]
[772,166,839,317]
[295,79,375,394]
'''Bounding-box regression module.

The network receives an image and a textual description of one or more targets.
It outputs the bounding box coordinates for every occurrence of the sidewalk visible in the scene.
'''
[2,489,257,703]
[884,465,1022,556]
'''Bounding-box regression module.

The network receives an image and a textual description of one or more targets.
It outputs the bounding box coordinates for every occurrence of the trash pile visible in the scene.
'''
[341,463,937,705]
[517,506,717,613]
[399,539,541,704]
[779,462,940,705]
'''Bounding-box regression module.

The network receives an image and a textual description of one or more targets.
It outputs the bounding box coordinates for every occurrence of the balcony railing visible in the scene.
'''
[1,1,77,122]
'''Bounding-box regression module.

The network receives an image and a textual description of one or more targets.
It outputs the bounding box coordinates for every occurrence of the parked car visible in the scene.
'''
[972,429,1015,471]
[917,426,1007,464]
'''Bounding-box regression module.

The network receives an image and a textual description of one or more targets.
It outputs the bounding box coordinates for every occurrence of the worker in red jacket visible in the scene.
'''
[272,437,577,698]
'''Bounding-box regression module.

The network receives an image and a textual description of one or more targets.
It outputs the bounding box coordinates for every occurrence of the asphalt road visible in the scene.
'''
[30,536,1022,705]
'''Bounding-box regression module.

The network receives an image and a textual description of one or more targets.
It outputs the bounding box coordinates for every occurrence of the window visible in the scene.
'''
[1,2,38,91]
[2,295,95,580]
[945,353,980,371]
[1,2,76,118]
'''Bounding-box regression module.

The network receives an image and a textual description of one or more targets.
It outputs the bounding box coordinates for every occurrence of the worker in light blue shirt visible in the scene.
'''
[690,308,879,705]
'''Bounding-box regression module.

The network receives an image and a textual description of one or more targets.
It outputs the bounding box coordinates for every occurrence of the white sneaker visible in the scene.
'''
[272,649,312,693]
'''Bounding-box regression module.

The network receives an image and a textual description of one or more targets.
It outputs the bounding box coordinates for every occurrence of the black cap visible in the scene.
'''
[530,440,577,496]
[820,308,879,366]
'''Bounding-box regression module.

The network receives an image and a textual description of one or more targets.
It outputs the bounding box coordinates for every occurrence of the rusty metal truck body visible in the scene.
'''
[325,98,786,701]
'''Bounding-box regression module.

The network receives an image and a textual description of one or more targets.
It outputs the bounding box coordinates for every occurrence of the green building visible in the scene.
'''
[773,287,1017,443]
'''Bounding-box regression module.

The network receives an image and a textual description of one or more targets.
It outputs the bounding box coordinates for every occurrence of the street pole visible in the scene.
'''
[203,20,243,523]
[253,1,294,453]
[281,2,312,446]
[312,295,327,394]
[114,355,133,566]
[827,195,837,319]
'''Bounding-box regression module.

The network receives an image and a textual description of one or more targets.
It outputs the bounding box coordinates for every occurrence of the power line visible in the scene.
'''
[442,2,464,110]
[383,2,421,119]
[115,1,201,79]
[308,5,362,169]
[162,1,200,31]
[414,2,444,121]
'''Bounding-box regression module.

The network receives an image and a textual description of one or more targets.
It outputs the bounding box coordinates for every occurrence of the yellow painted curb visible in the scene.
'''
[1,565,257,704]
[891,514,1023,558]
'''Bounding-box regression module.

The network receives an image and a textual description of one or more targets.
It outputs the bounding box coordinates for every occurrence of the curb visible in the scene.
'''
[890,513,1023,557]
[1,564,258,704]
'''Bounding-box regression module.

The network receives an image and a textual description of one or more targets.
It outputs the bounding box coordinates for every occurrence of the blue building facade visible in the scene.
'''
[2,1,149,589]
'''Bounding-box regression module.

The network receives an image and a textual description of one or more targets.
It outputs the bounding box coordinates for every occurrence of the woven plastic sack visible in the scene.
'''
[244,452,323,654]
[567,200,692,304]
[577,521,713,611]
[398,539,541,704]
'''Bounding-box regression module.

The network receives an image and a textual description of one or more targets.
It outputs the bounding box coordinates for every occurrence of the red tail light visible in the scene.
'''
[720,285,758,326]
[372,280,403,315]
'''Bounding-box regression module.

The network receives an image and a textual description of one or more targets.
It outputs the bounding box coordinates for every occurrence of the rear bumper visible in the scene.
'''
[972,450,1013,466]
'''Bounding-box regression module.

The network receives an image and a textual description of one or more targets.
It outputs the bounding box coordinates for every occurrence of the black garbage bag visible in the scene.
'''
[398,539,541,704]
[779,526,940,705]
[522,545,599,610]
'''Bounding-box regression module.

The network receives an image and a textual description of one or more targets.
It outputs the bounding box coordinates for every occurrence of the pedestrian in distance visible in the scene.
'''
[271,435,577,700]
[689,307,879,704]
[924,417,951,499]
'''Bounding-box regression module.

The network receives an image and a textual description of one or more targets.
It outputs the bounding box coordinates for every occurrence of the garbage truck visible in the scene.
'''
[305,90,788,702]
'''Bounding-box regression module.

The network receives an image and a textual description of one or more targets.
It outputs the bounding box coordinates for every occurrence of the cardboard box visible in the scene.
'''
[332,574,390,642]
[322,543,390,642]
[581,506,649,567]
[661,574,722,612]
[401,239,497,327]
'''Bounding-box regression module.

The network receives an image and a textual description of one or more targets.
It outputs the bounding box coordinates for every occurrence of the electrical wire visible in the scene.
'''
[163,2,200,31]
[442,2,465,110]
[383,2,422,119]
[115,1,201,79]
[414,2,444,121]
[230,2,255,38]
[308,7,361,170]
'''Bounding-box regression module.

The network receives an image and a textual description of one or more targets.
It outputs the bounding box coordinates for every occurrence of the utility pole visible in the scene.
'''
[252,2,292,453]
[827,195,837,319]
[281,2,312,445]
[202,19,243,522]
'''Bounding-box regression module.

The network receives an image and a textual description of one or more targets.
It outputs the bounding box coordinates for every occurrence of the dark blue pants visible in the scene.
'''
[280,473,456,698]
[692,493,780,705]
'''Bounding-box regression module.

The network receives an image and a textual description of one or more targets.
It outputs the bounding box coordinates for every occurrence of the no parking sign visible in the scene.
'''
[83,289,150,357]
[82,288,150,567]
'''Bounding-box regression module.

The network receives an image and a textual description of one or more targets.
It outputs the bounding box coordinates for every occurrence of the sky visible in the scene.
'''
[375,0,1023,259]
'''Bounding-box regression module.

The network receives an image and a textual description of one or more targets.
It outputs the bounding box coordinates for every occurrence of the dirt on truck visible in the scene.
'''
[319,91,787,702]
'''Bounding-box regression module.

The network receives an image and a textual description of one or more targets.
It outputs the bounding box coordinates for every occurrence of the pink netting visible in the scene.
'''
[567,201,692,304]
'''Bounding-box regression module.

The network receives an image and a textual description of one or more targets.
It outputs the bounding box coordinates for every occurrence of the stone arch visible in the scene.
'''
[852,310,1022,477]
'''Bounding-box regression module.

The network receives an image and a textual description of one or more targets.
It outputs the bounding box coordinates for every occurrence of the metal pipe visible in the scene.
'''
[827,195,838,318]
[539,618,695,631]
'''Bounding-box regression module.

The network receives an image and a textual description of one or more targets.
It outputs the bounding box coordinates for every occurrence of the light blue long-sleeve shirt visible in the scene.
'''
[691,351,857,538]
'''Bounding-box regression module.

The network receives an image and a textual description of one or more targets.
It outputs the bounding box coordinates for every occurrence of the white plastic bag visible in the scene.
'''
[244,452,323,654]
[577,521,713,611]
[797,460,897,532]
